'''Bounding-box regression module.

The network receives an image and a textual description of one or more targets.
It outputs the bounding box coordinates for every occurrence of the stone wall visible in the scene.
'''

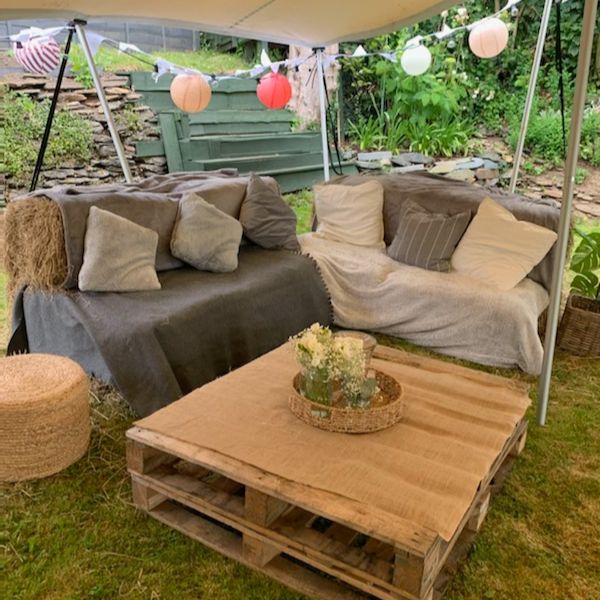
[1,73,167,199]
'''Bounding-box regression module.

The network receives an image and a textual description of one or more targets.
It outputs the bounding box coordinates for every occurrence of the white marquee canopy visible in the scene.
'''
[2,1,460,47]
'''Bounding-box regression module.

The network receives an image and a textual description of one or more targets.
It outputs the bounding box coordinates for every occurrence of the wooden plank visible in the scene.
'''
[131,477,167,511]
[189,121,292,136]
[187,109,294,125]
[190,151,328,173]
[126,439,176,474]
[131,468,410,598]
[158,113,184,173]
[245,488,290,527]
[150,501,368,600]
[127,427,438,555]
[135,139,165,158]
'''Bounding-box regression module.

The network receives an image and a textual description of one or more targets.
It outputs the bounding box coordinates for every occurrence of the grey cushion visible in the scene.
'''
[387,200,471,272]
[79,206,161,292]
[239,173,300,251]
[170,193,243,273]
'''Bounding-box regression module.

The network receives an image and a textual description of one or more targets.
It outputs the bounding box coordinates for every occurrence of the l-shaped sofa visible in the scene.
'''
[6,170,560,416]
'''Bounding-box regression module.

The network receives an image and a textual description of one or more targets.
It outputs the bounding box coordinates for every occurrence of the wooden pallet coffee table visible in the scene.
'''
[127,343,530,600]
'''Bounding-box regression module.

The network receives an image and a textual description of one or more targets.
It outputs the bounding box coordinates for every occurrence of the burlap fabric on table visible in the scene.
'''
[0,354,90,481]
[137,344,530,542]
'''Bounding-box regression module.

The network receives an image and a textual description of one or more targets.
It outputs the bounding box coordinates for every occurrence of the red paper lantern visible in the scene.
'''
[170,74,212,113]
[13,38,61,75]
[256,72,292,110]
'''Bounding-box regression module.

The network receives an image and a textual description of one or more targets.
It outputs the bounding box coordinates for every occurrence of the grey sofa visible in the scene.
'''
[7,172,332,416]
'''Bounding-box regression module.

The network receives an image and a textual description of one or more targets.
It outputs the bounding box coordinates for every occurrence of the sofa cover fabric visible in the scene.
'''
[13,247,332,416]
[171,193,243,272]
[240,174,300,251]
[328,173,560,292]
[300,233,548,374]
[451,198,558,291]
[387,200,471,272]
[79,207,161,292]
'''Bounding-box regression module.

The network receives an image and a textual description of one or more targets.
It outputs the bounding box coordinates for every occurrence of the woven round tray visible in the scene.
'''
[289,370,404,434]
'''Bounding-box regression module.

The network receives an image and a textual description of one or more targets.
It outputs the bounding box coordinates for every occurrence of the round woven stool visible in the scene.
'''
[0,354,90,482]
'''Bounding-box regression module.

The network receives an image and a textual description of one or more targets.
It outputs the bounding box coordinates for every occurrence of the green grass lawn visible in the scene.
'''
[70,45,250,76]
[1,203,599,600]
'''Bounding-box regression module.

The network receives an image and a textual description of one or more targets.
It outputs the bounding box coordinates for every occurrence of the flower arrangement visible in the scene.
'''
[290,324,378,408]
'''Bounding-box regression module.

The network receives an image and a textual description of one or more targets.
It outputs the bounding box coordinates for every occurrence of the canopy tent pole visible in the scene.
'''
[509,0,553,193]
[316,48,330,181]
[73,20,133,183]
[29,23,76,192]
[537,0,597,425]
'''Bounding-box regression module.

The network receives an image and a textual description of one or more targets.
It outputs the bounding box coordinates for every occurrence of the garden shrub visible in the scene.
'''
[0,91,93,184]
[508,106,600,166]
[340,0,598,160]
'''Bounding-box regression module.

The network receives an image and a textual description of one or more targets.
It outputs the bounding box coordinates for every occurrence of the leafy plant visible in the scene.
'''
[0,91,93,184]
[569,228,600,300]
[347,116,383,151]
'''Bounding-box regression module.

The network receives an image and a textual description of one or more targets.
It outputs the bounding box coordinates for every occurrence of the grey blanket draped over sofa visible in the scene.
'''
[9,172,332,416]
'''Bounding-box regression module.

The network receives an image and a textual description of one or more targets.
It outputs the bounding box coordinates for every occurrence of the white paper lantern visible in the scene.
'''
[468,18,509,59]
[400,44,432,76]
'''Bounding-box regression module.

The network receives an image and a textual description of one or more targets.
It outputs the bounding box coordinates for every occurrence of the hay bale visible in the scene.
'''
[5,197,68,297]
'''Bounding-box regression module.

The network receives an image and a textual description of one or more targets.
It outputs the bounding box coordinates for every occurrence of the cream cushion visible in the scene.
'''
[451,197,557,291]
[79,207,161,292]
[314,180,384,248]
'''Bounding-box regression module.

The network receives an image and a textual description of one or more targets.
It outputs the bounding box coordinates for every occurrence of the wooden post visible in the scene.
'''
[242,488,288,567]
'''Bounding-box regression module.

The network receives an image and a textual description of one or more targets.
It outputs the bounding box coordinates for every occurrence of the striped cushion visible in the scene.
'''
[387,200,471,272]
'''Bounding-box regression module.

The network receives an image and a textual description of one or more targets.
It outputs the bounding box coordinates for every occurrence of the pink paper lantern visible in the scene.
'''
[13,38,61,75]
[468,18,509,59]
[256,72,292,110]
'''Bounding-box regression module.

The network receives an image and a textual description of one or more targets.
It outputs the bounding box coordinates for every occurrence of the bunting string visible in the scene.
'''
[1,0,528,84]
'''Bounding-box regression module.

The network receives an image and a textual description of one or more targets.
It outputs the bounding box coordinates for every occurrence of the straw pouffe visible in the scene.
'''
[0,354,90,482]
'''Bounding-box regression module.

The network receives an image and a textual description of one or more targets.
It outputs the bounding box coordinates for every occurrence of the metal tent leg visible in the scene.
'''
[537,0,598,425]
[509,0,554,193]
[316,49,330,182]
[29,24,75,192]
[74,20,133,183]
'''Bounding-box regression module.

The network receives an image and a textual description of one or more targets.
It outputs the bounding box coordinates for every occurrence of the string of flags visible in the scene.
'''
[6,0,524,111]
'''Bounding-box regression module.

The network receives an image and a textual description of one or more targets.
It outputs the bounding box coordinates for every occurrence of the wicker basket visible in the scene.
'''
[557,294,600,357]
[289,370,404,434]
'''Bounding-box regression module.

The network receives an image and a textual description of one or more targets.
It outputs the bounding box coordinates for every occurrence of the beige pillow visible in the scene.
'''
[314,180,384,247]
[451,197,557,291]
[170,193,243,272]
[79,207,161,292]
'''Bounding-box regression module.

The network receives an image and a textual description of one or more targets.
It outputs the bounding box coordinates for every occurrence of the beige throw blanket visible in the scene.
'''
[300,233,549,374]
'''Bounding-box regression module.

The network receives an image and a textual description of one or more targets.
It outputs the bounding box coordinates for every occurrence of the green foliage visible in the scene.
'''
[346,43,474,156]
[340,1,598,160]
[115,103,142,135]
[68,44,251,88]
[575,167,588,185]
[0,91,93,184]
[570,228,600,299]
[508,107,600,166]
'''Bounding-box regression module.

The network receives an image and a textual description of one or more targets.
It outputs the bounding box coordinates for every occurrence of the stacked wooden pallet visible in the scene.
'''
[130,73,355,192]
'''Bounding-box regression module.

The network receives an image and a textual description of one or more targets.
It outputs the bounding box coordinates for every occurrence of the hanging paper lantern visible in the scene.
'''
[400,44,432,76]
[256,72,292,110]
[468,18,509,59]
[170,74,212,113]
[13,37,61,75]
